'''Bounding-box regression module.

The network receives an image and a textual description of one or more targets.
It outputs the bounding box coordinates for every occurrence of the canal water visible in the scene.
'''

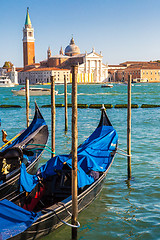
[0,83,159,240]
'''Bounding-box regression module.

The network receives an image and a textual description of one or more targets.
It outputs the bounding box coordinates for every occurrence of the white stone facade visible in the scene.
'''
[9,66,18,84]
[18,68,70,85]
[78,51,108,83]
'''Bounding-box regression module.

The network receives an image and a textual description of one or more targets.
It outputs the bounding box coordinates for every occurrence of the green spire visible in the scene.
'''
[25,7,32,27]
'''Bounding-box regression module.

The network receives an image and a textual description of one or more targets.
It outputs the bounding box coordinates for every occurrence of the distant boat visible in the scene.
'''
[101,83,113,88]
[0,76,15,87]
[12,87,58,96]
[35,82,51,86]
[118,82,127,86]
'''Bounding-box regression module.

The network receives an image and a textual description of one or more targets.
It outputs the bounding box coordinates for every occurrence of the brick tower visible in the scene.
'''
[23,8,35,67]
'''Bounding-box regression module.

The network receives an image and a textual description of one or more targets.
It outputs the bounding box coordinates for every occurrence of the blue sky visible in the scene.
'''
[1,0,160,67]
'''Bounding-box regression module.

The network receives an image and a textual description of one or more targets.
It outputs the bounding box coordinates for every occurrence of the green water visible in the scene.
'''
[0,83,160,239]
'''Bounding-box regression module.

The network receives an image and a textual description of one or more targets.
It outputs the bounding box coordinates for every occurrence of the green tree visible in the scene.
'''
[3,61,13,69]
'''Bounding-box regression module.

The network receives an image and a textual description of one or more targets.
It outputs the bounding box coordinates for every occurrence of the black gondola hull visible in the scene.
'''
[9,171,106,240]
[9,153,114,240]
[0,106,49,201]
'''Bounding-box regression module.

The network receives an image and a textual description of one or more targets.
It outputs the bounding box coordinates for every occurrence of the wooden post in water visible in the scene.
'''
[25,78,29,127]
[64,75,68,132]
[71,65,78,240]
[127,75,132,180]
[51,73,56,158]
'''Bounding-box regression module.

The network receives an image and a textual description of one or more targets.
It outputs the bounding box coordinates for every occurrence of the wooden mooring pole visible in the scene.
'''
[64,75,68,132]
[127,75,132,180]
[25,78,29,127]
[71,65,78,240]
[51,73,56,158]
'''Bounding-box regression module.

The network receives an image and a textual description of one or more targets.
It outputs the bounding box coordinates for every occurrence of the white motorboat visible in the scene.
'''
[0,76,15,87]
[101,83,113,88]
[12,87,58,96]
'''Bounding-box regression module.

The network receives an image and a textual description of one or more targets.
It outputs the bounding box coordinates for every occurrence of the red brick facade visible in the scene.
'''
[23,42,35,67]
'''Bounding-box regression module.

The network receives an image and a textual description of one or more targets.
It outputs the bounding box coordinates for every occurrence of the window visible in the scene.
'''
[28,32,32,37]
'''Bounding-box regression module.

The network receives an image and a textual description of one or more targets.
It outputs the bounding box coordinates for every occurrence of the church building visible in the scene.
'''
[18,8,108,84]
[41,38,108,83]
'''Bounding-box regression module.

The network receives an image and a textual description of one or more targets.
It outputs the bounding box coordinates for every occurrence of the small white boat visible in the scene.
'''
[101,84,113,88]
[0,76,15,87]
[118,82,128,86]
[12,87,58,96]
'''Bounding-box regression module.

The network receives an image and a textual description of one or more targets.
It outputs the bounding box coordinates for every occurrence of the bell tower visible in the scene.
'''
[23,8,35,67]
[47,46,51,59]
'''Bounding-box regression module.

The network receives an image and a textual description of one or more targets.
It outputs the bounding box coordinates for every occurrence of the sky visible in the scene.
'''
[1,0,160,67]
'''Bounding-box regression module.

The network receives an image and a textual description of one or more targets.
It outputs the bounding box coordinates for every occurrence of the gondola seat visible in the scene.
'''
[0,147,23,179]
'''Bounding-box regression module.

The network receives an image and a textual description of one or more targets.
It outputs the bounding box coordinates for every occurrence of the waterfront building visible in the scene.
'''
[108,64,126,82]
[18,67,70,85]
[108,61,160,83]
[8,66,18,85]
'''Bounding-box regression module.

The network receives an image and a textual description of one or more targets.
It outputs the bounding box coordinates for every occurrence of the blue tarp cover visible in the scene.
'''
[0,199,40,240]
[20,125,118,191]
[0,120,118,240]
[20,163,39,192]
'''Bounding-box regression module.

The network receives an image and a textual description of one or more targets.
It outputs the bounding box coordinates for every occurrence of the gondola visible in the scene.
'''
[0,102,49,201]
[0,106,118,240]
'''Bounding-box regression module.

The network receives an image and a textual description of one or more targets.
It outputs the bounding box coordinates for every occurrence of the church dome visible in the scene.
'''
[65,37,80,56]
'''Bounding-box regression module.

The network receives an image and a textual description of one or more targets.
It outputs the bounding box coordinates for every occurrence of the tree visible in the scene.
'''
[3,61,13,69]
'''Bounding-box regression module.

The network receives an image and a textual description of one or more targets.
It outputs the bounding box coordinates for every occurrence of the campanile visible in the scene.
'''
[23,8,35,67]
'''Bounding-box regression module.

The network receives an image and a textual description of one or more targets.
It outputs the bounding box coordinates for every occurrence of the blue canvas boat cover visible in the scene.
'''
[0,110,118,239]
[20,124,118,192]
[0,199,40,240]
[20,163,39,192]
